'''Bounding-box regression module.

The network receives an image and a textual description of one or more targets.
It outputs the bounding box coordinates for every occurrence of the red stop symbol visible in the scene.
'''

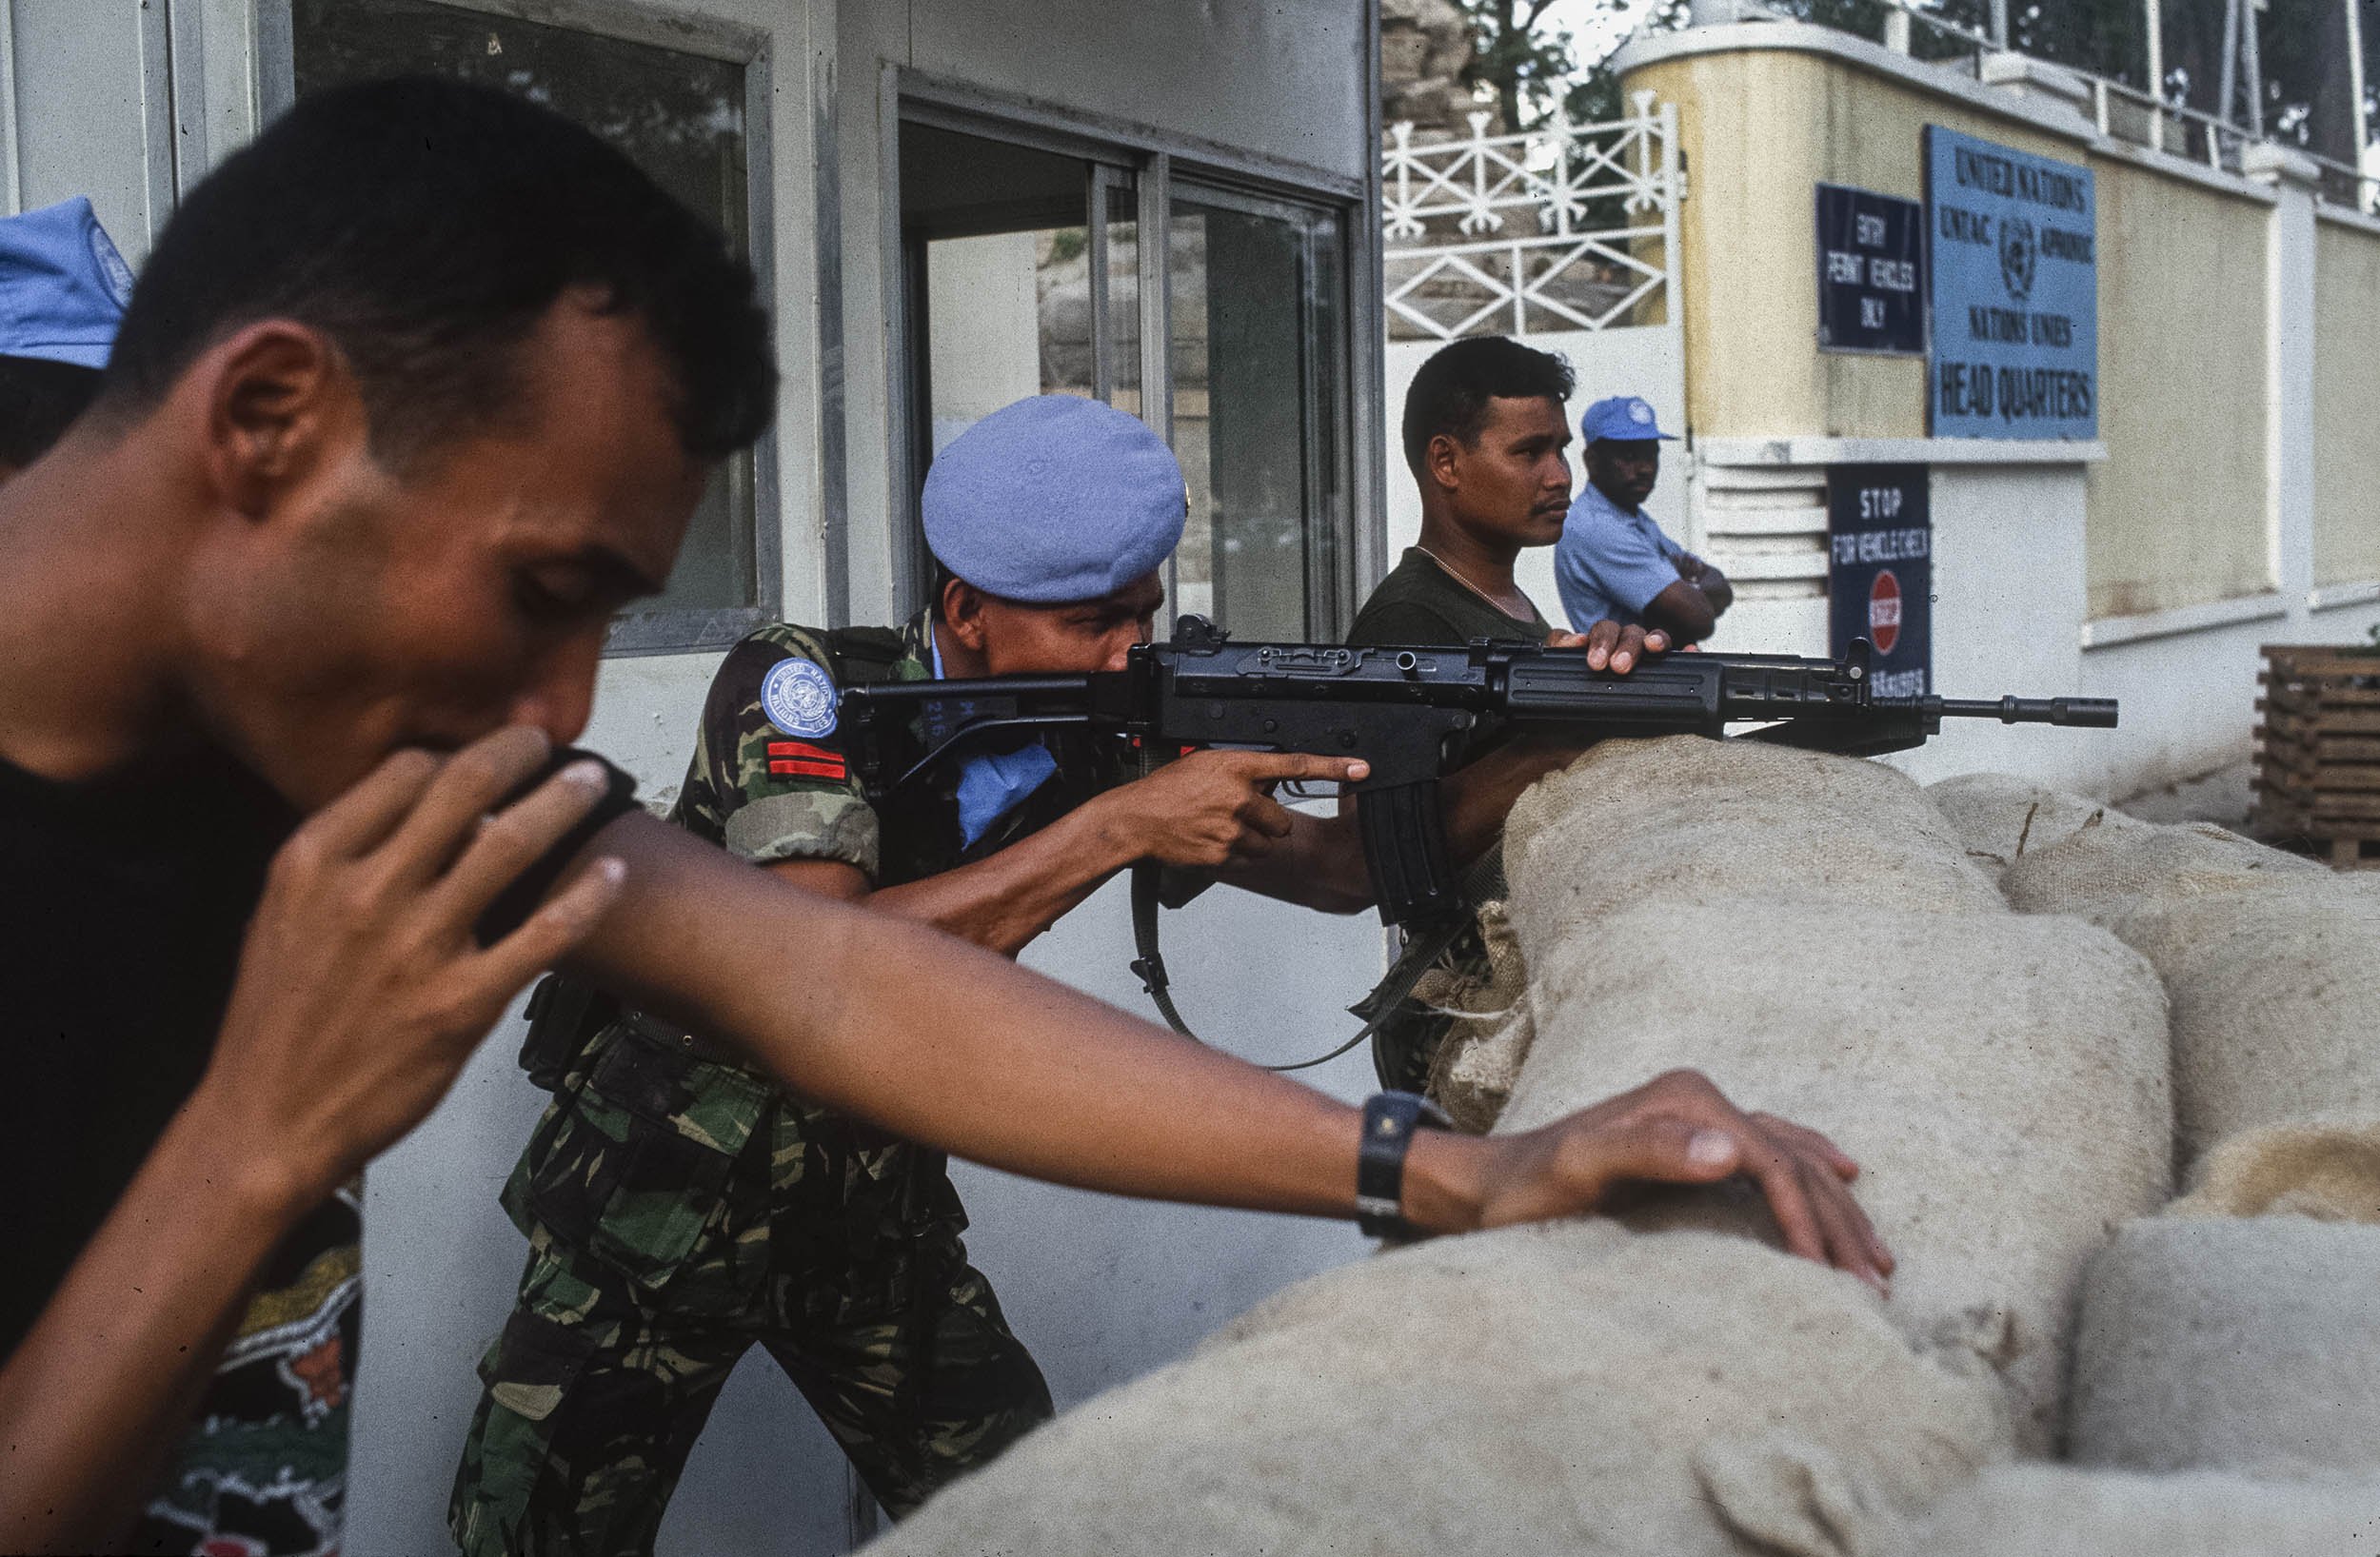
[1868,569,1903,655]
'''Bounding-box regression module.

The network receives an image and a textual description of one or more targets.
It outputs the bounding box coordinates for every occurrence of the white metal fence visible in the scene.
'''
[1380,92,1682,341]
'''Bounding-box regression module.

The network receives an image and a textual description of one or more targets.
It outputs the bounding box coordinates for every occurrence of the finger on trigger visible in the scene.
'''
[1245,795,1297,839]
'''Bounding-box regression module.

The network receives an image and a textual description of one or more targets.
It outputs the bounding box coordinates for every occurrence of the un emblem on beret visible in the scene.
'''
[762,658,839,739]
[1629,400,1653,424]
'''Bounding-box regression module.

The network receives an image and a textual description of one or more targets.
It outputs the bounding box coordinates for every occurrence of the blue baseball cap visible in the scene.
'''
[1579,395,1677,444]
[922,394,1187,603]
[0,197,134,369]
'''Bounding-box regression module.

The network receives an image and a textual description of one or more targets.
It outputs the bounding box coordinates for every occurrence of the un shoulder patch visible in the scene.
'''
[761,657,839,739]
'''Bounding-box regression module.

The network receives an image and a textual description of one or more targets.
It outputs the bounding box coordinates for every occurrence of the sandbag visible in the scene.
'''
[1922,772,2147,881]
[1894,1465,2380,1556]
[863,1225,2011,1557]
[2070,1216,2380,1478]
[1426,1013,1529,1134]
[1504,737,2004,921]
[1997,818,2321,925]
[2106,876,2380,1161]
[1413,898,1534,1132]
[1495,901,2172,1452]
[2170,1122,2380,1222]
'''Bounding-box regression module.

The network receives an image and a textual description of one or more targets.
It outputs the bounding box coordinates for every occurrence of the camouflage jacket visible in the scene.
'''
[505,612,1118,1282]
[670,608,1111,886]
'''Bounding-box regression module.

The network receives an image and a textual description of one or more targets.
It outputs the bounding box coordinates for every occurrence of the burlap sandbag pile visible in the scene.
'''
[1423,739,2003,1129]
[1892,1465,2380,1556]
[2070,1215,2380,1479]
[2107,876,2380,1165]
[1995,813,2321,926]
[1923,772,2149,882]
[862,1224,2011,1557]
[1496,739,2172,1453]
[1415,898,1534,1133]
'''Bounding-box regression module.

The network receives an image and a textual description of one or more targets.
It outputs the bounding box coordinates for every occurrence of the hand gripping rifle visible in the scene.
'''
[838,618,2116,1056]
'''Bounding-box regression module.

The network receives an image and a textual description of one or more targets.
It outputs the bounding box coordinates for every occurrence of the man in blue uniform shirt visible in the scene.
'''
[1555,395,1733,644]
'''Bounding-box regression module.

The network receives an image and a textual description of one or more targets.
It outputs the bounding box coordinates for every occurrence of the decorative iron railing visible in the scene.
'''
[1380,92,1681,341]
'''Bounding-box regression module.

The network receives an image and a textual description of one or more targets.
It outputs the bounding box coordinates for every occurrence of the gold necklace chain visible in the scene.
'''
[1414,544,1533,621]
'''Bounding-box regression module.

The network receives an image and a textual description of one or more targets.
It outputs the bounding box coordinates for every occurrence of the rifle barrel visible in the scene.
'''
[1930,695,2120,728]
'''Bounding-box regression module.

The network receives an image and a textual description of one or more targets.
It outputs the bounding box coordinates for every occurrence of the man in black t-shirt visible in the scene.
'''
[0,82,1888,1554]
[1348,337,1673,1091]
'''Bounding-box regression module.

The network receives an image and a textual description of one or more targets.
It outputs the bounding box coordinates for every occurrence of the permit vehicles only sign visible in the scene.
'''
[1923,126,2098,440]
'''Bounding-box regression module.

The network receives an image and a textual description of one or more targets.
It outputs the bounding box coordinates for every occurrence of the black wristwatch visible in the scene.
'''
[1356,1091,1454,1241]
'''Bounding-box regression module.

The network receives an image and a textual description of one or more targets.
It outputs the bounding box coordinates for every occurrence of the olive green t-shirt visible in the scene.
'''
[1347,547,1551,647]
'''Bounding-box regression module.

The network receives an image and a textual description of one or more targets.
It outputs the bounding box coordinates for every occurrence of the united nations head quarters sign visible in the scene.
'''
[1829,464,1933,698]
[1923,126,2097,439]
[1816,184,1924,354]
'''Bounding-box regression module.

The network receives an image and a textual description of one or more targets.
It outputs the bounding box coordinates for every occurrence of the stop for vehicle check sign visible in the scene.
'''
[1827,464,1930,697]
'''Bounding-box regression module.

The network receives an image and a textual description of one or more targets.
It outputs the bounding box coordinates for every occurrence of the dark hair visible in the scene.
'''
[0,354,104,468]
[1399,336,1575,476]
[101,76,776,468]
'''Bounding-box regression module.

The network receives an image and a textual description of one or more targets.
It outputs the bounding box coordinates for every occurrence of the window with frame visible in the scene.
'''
[279,0,771,653]
[898,113,1353,641]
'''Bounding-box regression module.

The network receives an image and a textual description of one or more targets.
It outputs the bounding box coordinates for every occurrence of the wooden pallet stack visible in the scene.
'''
[2253,642,2380,867]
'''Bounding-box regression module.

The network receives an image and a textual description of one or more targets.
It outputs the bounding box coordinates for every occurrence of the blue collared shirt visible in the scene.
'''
[1555,482,1688,630]
[931,626,1059,848]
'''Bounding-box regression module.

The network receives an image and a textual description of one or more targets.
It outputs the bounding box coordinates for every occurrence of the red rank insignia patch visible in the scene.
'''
[767,740,847,780]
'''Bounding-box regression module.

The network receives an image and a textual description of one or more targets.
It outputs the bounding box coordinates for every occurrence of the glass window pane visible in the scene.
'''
[288,0,757,618]
[1168,196,1347,640]
[903,124,1137,463]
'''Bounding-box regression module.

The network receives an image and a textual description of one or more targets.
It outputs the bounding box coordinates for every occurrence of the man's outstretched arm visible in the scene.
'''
[571,806,1891,1264]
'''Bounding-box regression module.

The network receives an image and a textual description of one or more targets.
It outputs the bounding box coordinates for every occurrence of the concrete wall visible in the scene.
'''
[1614,24,2380,795]
[6,2,1385,1553]
[2083,160,2272,620]
[2312,211,2380,592]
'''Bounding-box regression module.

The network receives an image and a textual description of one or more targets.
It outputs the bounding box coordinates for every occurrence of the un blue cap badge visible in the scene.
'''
[761,658,839,739]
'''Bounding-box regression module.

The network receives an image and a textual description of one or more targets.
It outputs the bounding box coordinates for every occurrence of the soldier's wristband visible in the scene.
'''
[1356,1091,1453,1241]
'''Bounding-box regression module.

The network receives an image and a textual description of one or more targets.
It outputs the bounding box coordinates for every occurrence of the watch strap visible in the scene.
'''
[1357,1090,1452,1240]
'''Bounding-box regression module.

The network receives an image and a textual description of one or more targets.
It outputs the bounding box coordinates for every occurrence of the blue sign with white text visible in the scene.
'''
[1923,126,2097,440]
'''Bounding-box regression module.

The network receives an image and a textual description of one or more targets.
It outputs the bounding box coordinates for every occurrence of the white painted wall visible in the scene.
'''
[1381,325,1687,628]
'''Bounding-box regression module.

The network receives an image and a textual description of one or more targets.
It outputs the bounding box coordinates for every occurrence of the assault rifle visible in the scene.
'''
[838,616,2118,931]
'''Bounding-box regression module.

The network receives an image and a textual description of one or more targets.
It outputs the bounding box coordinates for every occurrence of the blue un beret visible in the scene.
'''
[0,197,133,369]
[922,394,1186,603]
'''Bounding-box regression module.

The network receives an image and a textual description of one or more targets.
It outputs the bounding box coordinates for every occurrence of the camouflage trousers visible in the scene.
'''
[448,1020,1052,1557]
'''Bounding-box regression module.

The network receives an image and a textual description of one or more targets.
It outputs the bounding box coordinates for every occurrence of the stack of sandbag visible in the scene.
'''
[2108,874,2380,1164]
[1506,736,2006,919]
[863,1224,2012,1557]
[2070,1214,2380,1478]
[1415,899,1534,1133]
[1923,772,2149,882]
[1494,738,2172,1453]
[1424,739,2009,1128]
[1892,1465,2380,1556]
[1995,815,2321,926]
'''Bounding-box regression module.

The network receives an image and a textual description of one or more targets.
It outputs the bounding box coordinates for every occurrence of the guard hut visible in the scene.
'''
[2,2,1390,1549]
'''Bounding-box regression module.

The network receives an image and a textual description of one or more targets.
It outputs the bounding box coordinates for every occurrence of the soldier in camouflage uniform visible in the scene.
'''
[451,395,1384,1555]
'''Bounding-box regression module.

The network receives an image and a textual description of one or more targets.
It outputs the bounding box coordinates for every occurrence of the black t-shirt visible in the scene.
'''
[1347,547,1552,648]
[0,741,637,1355]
